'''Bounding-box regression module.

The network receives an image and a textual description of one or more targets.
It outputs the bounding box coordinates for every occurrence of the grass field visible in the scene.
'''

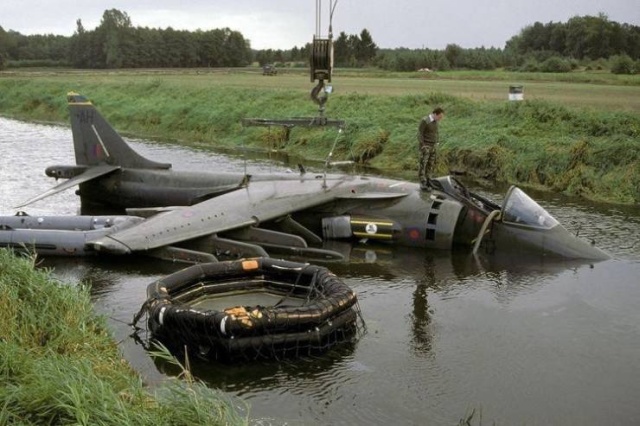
[3,67,640,112]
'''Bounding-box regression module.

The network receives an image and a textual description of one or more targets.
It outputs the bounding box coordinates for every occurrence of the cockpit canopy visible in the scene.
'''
[501,187,559,229]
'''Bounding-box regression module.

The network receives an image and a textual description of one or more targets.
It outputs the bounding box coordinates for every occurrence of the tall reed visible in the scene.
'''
[0,249,247,425]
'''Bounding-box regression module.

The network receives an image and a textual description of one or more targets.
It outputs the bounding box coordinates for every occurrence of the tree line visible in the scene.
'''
[1,10,638,74]
[254,28,378,68]
[0,9,252,69]
[506,14,640,61]
[374,14,639,74]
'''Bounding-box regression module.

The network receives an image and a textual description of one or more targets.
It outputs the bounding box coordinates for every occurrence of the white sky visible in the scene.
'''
[1,0,638,50]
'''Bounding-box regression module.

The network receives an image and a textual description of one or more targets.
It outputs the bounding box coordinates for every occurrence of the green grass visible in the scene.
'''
[0,249,247,425]
[0,69,639,203]
[3,67,640,109]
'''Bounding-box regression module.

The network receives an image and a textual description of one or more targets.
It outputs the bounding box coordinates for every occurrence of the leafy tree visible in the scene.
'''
[4,9,639,73]
[444,44,463,68]
[69,19,89,67]
[289,46,301,62]
[548,23,567,54]
[133,27,165,67]
[506,14,640,61]
[0,25,12,69]
[329,29,377,67]
[464,47,501,70]
[356,29,378,65]
[62,9,252,69]
[333,32,349,66]
[99,9,133,68]
[0,25,5,43]
[526,22,549,51]
[434,53,451,71]
[580,14,613,59]
[0,24,69,67]
[624,24,640,59]
[222,29,252,67]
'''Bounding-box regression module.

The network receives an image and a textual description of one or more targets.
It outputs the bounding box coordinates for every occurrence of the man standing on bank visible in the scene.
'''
[417,107,445,189]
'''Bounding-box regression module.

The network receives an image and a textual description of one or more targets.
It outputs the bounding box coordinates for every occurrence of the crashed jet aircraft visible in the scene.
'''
[8,92,609,262]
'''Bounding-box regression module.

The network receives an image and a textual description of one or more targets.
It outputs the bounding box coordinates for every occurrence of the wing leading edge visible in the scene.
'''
[15,165,120,208]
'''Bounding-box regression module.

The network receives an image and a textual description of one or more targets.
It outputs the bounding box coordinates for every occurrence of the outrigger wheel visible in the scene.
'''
[310,37,332,83]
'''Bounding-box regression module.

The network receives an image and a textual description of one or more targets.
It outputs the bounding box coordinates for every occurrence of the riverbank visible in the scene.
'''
[0,70,638,204]
[0,249,246,425]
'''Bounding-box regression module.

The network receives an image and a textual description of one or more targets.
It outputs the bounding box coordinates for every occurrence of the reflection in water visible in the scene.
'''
[152,341,358,395]
[411,280,432,355]
[3,118,640,425]
[373,248,437,357]
[40,255,184,295]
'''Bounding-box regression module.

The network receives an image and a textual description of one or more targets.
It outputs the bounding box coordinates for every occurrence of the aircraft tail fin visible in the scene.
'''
[67,92,171,169]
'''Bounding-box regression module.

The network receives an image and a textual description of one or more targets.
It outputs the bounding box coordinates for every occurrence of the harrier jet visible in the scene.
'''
[9,93,609,262]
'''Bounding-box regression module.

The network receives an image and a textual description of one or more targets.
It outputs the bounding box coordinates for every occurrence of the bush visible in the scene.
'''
[610,54,635,75]
[7,59,70,68]
[540,56,572,73]
[588,57,609,71]
[568,58,580,70]
[519,58,540,72]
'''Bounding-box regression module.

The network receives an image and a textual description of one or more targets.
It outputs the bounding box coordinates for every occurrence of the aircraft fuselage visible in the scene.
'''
[78,169,248,208]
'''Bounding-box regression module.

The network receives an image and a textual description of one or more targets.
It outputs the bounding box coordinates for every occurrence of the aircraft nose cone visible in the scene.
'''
[91,237,131,255]
[560,232,611,261]
[542,225,611,260]
[492,223,610,261]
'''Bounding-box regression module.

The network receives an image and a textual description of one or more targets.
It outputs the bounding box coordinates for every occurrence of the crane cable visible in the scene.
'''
[316,0,338,38]
[311,0,337,81]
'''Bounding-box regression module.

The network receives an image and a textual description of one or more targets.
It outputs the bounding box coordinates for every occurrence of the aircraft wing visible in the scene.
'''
[15,165,120,208]
[90,177,409,254]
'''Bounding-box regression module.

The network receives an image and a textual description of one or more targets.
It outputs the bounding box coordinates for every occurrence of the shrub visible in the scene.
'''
[589,57,609,71]
[568,58,580,70]
[540,56,572,73]
[519,59,540,72]
[610,54,635,75]
[350,129,389,163]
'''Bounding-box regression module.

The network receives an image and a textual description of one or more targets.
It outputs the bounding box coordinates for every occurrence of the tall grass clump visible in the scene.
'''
[0,249,247,425]
[442,99,640,203]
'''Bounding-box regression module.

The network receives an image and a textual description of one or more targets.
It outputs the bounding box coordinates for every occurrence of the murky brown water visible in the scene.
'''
[2,117,640,425]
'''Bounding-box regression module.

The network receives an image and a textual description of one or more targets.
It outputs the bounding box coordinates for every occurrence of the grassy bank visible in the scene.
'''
[0,70,638,204]
[0,249,247,425]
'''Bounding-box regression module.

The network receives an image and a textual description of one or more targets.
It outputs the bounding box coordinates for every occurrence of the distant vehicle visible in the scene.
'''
[262,64,277,76]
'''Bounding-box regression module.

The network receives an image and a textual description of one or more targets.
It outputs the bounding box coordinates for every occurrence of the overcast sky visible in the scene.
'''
[2,0,638,50]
